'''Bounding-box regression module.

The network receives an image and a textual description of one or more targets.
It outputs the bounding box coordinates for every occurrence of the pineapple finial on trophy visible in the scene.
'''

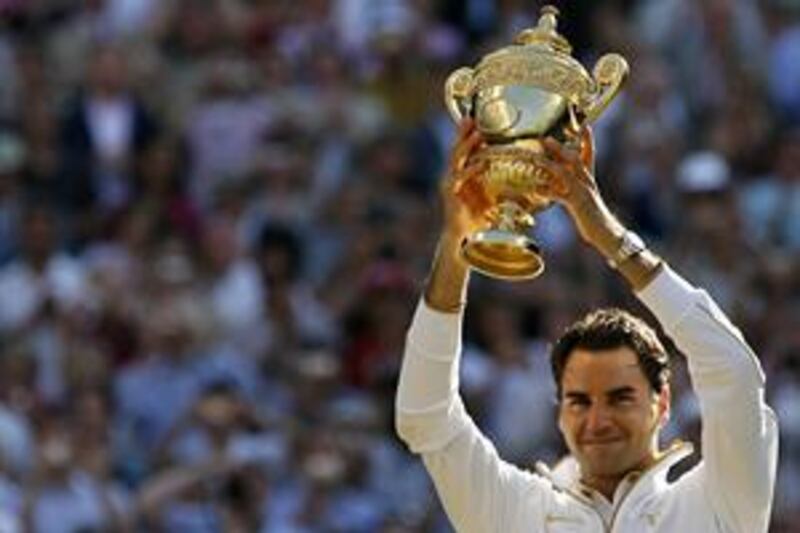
[514,5,571,54]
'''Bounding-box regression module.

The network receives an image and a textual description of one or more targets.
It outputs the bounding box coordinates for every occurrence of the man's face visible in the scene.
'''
[557,347,669,481]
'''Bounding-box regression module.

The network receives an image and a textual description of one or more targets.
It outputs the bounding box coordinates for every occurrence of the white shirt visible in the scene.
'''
[85,97,134,163]
[0,255,89,332]
[396,266,778,532]
[29,472,122,533]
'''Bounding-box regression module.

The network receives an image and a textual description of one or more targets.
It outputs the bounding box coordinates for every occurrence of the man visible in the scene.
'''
[395,120,778,532]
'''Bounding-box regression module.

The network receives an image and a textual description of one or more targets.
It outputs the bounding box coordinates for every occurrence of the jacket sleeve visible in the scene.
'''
[395,300,550,533]
[637,265,779,533]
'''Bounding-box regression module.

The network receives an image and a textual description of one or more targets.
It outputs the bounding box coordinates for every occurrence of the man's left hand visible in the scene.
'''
[535,127,617,251]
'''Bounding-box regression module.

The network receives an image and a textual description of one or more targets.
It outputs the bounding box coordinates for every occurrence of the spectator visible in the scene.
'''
[59,44,158,220]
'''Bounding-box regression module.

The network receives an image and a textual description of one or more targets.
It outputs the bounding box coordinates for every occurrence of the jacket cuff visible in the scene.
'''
[407,298,463,361]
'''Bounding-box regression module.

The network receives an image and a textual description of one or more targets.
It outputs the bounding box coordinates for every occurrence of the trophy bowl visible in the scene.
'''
[444,5,629,280]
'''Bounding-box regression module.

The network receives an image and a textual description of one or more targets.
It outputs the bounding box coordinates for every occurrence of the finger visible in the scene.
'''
[456,117,476,141]
[579,126,595,170]
[451,129,485,171]
[463,129,485,159]
[563,134,598,188]
[544,136,581,163]
[459,160,488,181]
[561,140,584,167]
[457,177,493,215]
[533,160,570,198]
[450,120,475,164]
[451,171,487,210]
[542,137,570,164]
[452,161,488,192]
[551,152,592,191]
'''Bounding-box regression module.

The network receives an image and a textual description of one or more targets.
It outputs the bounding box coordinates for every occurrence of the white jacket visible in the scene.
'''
[396,266,778,532]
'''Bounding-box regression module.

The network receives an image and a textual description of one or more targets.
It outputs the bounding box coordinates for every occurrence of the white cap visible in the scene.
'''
[676,151,730,193]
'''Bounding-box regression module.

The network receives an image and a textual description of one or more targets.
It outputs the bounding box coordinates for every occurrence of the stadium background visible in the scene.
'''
[0,0,798,531]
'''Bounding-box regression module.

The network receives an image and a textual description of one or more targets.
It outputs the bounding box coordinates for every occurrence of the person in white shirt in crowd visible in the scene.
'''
[0,205,88,335]
[0,205,90,405]
[21,406,129,533]
[396,119,778,532]
[198,215,269,357]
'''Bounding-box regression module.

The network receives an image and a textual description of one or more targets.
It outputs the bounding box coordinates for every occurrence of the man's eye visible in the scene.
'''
[613,396,635,405]
[567,398,590,408]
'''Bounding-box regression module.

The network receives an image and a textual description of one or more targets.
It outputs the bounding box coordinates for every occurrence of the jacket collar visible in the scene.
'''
[536,441,695,502]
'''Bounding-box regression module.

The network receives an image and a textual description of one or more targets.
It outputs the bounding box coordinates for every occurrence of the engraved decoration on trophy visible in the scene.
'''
[444,5,629,280]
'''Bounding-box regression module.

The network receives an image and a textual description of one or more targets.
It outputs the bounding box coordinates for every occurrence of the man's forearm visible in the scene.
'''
[590,224,664,293]
[569,192,663,292]
[425,233,470,313]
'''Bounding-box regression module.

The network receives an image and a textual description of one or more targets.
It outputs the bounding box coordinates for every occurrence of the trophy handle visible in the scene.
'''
[444,67,475,122]
[583,53,629,124]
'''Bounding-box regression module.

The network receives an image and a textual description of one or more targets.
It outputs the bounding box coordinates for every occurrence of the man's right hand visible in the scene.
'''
[440,119,491,250]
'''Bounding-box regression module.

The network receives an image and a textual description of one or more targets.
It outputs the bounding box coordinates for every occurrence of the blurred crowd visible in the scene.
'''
[0,0,797,531]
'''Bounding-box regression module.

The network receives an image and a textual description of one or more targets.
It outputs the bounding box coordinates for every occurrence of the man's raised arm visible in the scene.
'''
[395,120,551,533]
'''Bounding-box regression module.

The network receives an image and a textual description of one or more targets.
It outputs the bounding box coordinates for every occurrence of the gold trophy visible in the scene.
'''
[444,5,628,280]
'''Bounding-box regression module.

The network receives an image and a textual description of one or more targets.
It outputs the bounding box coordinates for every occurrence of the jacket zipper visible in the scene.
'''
[550,484,611,532]
[607,443,689,531]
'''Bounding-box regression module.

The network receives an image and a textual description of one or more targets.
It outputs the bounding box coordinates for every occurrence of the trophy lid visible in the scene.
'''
[471,5,593,107]
[513,5,571,54]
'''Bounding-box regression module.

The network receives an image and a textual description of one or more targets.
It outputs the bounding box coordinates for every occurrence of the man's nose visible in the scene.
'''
[585,403,613,434]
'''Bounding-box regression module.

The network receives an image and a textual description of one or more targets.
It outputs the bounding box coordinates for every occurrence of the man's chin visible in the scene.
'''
[578,443,632,474]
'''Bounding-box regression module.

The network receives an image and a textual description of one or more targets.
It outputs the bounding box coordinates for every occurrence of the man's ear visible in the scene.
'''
[657,385,671,428]
[556,397,567,435]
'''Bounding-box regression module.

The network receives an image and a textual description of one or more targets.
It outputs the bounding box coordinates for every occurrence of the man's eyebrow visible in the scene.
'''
[564,391,590,400]
[607,386,637,398]
[563,387,638,400]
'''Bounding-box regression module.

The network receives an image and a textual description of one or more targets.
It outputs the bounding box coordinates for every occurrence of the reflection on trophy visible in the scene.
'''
[444,5,629,280]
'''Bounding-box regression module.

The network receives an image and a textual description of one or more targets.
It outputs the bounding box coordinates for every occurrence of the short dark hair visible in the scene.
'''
[257,223,304,279]
[550,308,670,399]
